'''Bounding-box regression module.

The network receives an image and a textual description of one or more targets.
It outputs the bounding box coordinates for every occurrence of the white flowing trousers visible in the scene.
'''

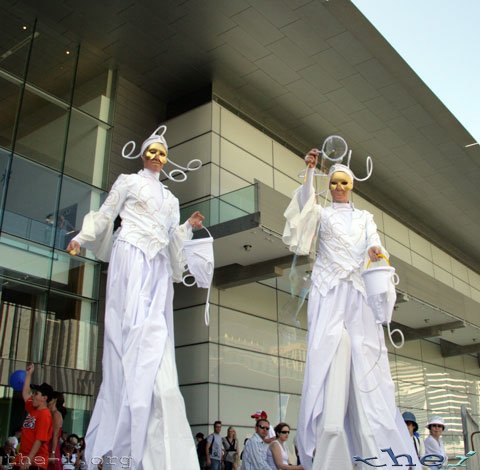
[143,338,200,469]
[297,281,418,470]
[85,241,198,470]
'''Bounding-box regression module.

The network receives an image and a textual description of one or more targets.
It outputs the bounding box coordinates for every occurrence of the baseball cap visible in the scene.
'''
[30,383,54,402]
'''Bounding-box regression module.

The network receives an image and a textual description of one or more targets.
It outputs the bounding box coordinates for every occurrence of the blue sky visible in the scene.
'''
[351,0,480,145]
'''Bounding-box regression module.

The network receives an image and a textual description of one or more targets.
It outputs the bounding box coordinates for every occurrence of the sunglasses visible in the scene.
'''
[279,430,290,434]
[257,425,269,431]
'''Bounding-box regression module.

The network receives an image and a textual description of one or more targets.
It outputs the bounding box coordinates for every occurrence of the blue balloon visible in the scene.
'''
[9,370,26,392]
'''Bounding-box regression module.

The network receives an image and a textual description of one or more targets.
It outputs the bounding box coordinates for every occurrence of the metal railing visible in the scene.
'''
[461,405,480,469]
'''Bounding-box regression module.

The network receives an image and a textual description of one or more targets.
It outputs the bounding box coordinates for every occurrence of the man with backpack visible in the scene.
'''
[206,421,223,469]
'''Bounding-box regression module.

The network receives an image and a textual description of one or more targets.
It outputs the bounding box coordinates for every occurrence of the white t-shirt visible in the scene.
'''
[207,433,223,461]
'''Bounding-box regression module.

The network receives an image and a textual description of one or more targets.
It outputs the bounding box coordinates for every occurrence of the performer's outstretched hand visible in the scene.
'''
[305,148,320,168]
[66,240,81,256]
[188,211,205,229]
[368,246,382,262]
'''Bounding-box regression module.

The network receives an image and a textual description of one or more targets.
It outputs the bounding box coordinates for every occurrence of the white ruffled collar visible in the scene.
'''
[139,168,161,181]
[332,201,354,210]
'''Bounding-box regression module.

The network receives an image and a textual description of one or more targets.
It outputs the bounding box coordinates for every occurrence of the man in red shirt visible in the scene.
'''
[13,364,53,470]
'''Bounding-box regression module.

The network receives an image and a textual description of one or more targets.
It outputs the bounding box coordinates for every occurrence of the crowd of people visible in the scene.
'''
[1,430,87,470]
[195,417,303,470]
[5,375,449,470]
[191,412,447,470]
[402,411,447,469]
[3,364,87,470]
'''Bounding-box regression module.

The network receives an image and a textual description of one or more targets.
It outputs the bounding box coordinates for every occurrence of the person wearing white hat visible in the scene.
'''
[424,416,447,469]
[67,125,204,470]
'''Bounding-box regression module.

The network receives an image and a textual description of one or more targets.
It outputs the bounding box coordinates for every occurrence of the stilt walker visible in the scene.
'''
[283,138,418,469]
[67,125,212,470]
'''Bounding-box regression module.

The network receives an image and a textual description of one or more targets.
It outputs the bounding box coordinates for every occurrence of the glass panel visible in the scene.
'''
[221,184,257,214]
[388,352,397,380]
[277,290,308,329]
[396,380,427,410]
[0,386,14,444]
[180,383,209,425]
[218,384,280,427]
[0,7,34,78]
[219,307,278,354]
[64,109,111,187]
[219,282,277,321]
[0,147,11,212]
[465,373,480,396]
[74,49,114,122]
[424,362,448,388]
[62,393,93,436]
[15,90,68,169]
[467,393,480,416]
[58,175,107,258]
[51,249,100,298]
[173,305,210,347]
[395,355,426,384]
[180,184,256,226]
[26,25,77,102]
[0,279,47,361]
[425,386,450,414]
[3,155,60,246]
[0,75,22,150]
[279,357,304,394]
[43,291,98,371]
[219,345,279,391]
[278,324,307,361]
[0,234,53,287]
[176,343,209,385]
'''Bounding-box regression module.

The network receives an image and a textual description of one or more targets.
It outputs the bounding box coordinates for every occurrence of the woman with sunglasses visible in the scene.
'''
[424,416,447,469]
[266,423,303,470]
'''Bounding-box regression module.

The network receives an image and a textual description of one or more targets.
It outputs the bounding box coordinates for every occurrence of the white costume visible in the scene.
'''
[74,167,199,469]
[283,169,419,469]
[423,435,446,469]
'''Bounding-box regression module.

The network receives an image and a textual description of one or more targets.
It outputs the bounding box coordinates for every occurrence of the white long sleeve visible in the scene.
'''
[423,435,446,469]
[282,168,321,256]
[73,174,129,261]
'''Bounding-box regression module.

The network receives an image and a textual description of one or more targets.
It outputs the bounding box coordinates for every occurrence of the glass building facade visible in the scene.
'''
[0,9,114,436]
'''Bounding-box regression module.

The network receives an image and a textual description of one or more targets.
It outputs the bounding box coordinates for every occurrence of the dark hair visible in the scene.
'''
[214,421,222,427]
[53,392,67,418]
[256,419,270,428]
[427,424,445,431]
[274,422,290,437]
[67,434,80,444]
[195,432,205,439]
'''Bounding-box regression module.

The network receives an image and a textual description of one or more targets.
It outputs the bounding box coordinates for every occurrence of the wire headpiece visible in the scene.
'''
[298,135,373,183]
[121,124,202,182]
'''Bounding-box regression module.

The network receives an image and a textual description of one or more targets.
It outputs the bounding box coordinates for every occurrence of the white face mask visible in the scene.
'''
[182,234,214,325]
